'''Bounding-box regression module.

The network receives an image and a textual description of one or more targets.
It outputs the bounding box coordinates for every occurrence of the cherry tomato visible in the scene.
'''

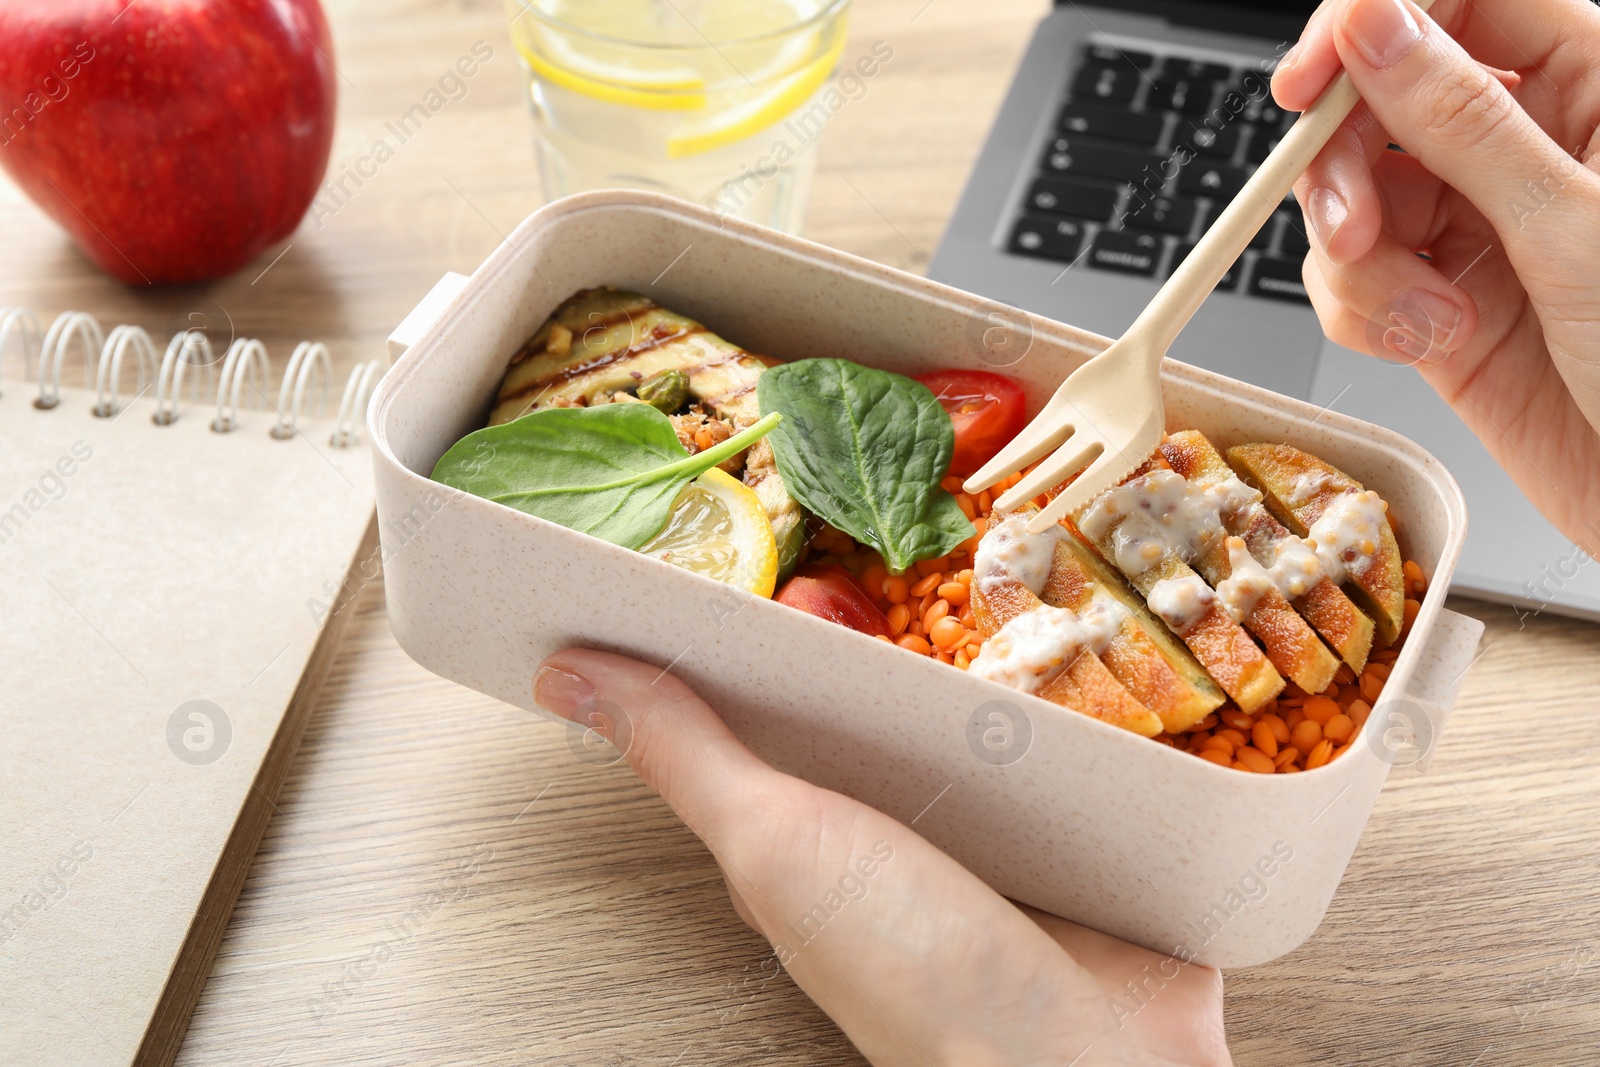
[774,564,893,638]
[913,370,1028,477]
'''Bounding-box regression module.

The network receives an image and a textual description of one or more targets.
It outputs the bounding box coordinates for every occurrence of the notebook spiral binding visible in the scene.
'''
[0,307,383,447]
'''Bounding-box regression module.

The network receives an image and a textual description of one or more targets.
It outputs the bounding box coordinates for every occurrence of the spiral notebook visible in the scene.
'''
[0,309,384,1067]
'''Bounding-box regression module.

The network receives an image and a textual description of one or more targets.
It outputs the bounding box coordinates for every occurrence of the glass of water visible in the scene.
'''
[506,0,851,234]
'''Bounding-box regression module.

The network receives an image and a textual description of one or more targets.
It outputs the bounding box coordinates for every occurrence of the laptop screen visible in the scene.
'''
[1208,0,1319,12]
[1072,1,1320,34]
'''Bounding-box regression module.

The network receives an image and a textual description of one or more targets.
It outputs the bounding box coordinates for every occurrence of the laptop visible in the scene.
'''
[929,0,1600,622]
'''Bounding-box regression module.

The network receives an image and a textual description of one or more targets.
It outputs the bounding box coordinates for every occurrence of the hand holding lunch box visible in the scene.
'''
[377,167,1475,945]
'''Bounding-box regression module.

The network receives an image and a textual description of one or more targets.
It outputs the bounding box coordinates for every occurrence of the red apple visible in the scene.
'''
[0,0,336,285]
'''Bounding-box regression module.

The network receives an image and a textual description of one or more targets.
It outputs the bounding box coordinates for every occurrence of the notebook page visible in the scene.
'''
[0,382,376,1066]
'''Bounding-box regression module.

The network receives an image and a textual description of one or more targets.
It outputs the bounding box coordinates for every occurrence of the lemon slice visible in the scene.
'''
[515,30,707,111]
[643,467,778,596]
[666,35,846,158]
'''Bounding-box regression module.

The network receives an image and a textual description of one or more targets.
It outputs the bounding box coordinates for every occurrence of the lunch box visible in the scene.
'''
[370,190,1483,967]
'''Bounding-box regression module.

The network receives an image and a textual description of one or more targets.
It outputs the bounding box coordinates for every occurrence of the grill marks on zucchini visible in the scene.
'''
[490,293,771,426]
[489,288,807,575]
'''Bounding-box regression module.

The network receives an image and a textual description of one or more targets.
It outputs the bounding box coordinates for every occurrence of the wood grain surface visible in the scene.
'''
[5,0,1600,1064]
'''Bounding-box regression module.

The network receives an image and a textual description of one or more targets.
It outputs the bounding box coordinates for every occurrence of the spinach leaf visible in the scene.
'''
[758,359,975,574]
[432,404,780,550]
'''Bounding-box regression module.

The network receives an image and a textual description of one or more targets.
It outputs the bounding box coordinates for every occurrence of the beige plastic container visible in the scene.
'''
[370,190,1483,967]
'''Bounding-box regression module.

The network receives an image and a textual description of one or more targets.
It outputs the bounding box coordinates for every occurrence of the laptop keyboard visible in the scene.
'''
[1007,41,1313,305]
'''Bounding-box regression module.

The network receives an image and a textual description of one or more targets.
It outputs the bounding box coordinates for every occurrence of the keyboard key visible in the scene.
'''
[1234,68,1272,101]
[1254,101,1294,127]
[1059,102,1164,145]
[1150,77,1220,115]
[1178,122,1242,158]
[1024,176,1120,221]
[1245,126,1283,164]
[1277,212,1311,256]
[1120,193,1198,235]
[1159,56,1233,81]
[1085,42,1154,69]
[1087,230,1163,276]
[1042,136,1164,184]
[1179,161,1250,199]
[1009,215,1087,263]
[1241,91,1291,127]
[1170,242,1241,290]
[1248,257,1312,303]
[1072,63,1139,104]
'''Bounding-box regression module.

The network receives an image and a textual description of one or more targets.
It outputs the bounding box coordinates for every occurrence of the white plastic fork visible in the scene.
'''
[966,3,1433,534]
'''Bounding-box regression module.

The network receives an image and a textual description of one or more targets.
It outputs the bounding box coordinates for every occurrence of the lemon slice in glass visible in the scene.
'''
[515,29,708,111]
[642,467,778,596]
[666,35,846,158]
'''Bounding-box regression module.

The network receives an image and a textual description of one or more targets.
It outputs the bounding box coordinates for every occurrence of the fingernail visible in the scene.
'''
[1275,43,1301,75]
[1387,287,1461,362]
[1346,0,1423,70]
[1384,327,1431,362]
[534,665,594,721]
[1306,186,1348,251]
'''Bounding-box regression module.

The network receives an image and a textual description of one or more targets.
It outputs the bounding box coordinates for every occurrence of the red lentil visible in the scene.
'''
[1214,728,1248,748]
[896,633,932,655]
[886,604,911,635]
[929,616,966,650]
[1258,712,1290,746]
[861,562,888,599]
[1290,719,1322,754]
[1348,700,1372,730]
[1236,747,1275,774]
[1220,708,1254,732]
[1302,696,1340,725]
[1323,713,1355,745]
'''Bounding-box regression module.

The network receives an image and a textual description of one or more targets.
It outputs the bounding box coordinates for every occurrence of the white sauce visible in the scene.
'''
[1220,532,1328,615]
[1261,534,1324,599]
[1176,462,1328,600]
[974,512,1064,596]
[1078,469,1261,572]
[1306,490,1387,583]
[1147,574,1216,635]
[1286,469,1334,507]
[1079,595,1128,652]
[1215,537,1275,622]
[1105,513,1169,576]
[969,600,1124,694]
[1199,472,1264,519]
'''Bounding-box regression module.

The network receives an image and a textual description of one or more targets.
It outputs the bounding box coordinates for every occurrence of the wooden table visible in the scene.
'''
[6,1,1600,1063]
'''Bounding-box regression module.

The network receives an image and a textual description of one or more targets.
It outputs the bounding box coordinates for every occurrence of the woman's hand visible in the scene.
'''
[1273,0,1600,554]
[534,649,1231,1067]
